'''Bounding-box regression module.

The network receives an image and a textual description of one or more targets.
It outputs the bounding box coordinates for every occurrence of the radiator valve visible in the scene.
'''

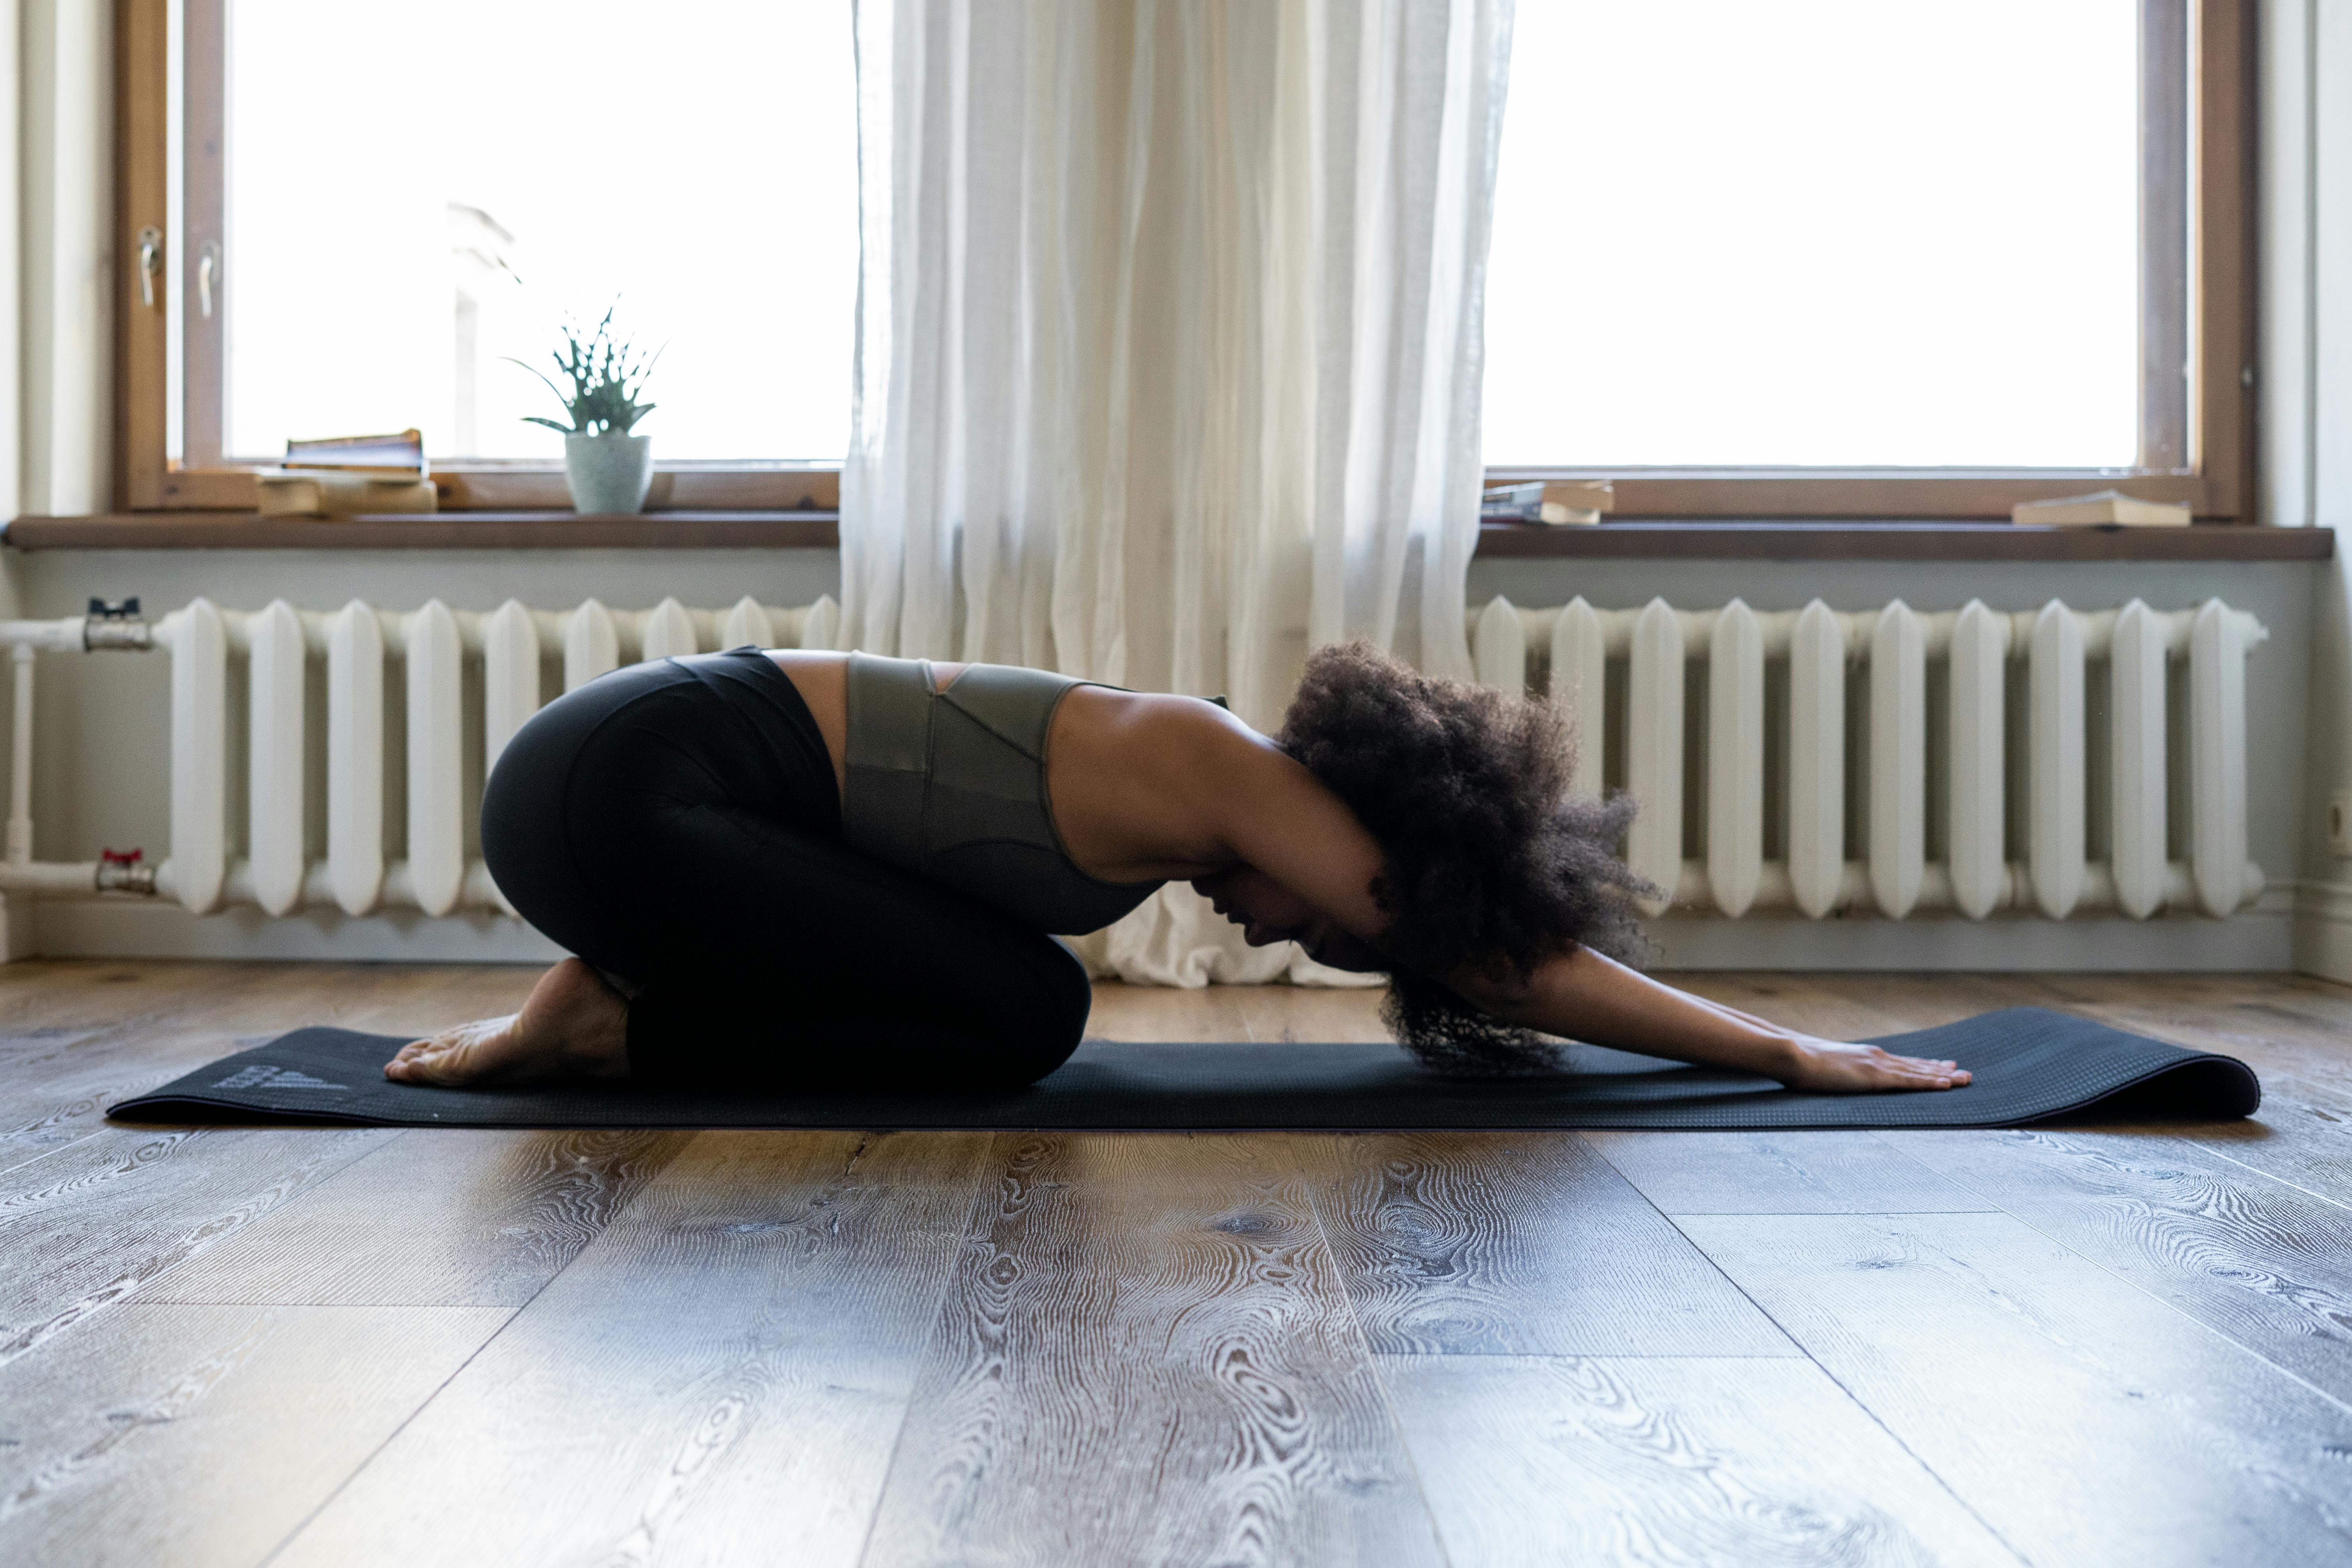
[97,848,157,896]
[82,598,153,652]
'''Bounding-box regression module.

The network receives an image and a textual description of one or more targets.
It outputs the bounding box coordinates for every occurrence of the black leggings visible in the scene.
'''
[480,649,1092,1091]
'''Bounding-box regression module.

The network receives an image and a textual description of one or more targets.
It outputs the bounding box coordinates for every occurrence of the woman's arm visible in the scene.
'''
[1455,946,1971,1093]
[1198,740,1969,1093]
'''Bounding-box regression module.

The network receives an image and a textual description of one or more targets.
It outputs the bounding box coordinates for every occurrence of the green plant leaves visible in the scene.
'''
[509,303,658,437]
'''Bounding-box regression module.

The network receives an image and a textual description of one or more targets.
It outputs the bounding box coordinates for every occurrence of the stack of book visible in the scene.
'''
[2010,490,2191,528]
[1481,480,1613,526]
[257,429,438,518]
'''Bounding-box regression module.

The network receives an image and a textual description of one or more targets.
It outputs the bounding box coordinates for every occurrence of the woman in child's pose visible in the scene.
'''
[387,642,1968,1096]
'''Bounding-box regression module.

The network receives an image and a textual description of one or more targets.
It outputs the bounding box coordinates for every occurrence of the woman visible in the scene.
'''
[386,643,1969,1095]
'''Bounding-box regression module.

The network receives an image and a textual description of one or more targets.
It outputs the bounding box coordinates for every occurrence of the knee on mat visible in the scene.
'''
[971,940,1092,1087]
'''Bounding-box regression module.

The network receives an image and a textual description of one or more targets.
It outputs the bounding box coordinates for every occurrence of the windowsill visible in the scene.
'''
[1474,521,2333,561]
[2,511,843,550]
[0,513,2331,562]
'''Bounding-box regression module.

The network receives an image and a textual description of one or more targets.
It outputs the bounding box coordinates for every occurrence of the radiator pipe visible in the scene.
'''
[0,860,156,896]
[0,861,105,896]
[8,644,31,864]
[0,606,155,901]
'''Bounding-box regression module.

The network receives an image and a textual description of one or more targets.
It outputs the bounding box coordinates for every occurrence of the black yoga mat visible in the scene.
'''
[107,1006,2256,1131]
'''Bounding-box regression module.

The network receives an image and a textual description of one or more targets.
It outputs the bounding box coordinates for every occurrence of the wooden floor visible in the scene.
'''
[2,965,2350,1566]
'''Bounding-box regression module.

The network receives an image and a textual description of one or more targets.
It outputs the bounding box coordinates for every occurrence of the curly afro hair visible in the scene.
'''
[1274,641,1655,1077]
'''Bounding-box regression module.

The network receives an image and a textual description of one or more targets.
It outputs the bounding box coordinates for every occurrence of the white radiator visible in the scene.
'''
[0,595,837,917]
[1,591,2267,925]
[1467,595,2267,920]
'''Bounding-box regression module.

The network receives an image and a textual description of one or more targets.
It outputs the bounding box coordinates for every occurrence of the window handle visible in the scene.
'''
[199,243,222,319]
[137,226,163,309]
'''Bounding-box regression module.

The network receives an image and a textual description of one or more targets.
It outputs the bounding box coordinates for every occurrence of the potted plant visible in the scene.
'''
[514,308,659,514]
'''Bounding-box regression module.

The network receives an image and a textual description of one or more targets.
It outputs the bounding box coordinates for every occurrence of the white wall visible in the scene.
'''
[2270,0,2352,980]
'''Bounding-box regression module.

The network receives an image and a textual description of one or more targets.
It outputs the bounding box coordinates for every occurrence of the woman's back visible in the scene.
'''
[835,652,1164,934]
[764,649,1273,888]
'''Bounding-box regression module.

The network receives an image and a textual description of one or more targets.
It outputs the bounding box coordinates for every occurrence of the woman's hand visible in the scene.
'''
[1773,1036,1972,1094]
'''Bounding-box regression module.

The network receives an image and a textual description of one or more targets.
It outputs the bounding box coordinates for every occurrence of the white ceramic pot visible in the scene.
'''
[563,432,654,514]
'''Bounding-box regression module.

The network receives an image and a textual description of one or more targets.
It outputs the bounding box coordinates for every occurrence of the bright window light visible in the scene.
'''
[224,0,857,462]
[1482,0,2142,468]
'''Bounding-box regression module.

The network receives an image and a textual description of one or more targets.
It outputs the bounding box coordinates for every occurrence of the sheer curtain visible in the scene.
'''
[3,2,113,963]
[843,0,1513,984]
[18,0,113,518]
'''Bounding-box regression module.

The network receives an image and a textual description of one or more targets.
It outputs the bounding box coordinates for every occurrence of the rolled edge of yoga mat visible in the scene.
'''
[105,1006,2261,1132]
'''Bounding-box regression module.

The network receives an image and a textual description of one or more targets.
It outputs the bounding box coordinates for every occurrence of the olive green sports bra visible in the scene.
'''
[841,652,1164,934]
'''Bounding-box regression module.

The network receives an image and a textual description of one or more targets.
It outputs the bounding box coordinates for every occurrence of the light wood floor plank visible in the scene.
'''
[1233,983,1395,1043]
[2171,1089,2352,1211]
[1699,973,2352,1215]
[144,1128,686,1306]
[0,961,520,1069]
[860,1132,1446,1568]
[1788,972,2352,1217]
[0,961,2340,1566]
[271,1129,992,1568]
[1308,1132,1794,1356]
[1886,1127,2352,1404]
[0,963,531,1179]
[0,1036,215,1180]
[0,1125,392,1369]
[1671,975,1929,1043]
[1084,979,1257,1042]
[1584,1129,1996,1215]
[0,967,295,1177]
[1680,1211,2352,1567]
[0,1302,508,1568]
[1928,973,2352,1093]
[1382,1353,2022,1566]
[0,960,257,1037]
[1952,975,2352,1207]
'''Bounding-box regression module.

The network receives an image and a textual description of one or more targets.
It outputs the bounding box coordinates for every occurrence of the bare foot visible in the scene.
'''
[384,958,632,1086]
[1776,1036,1973,1094]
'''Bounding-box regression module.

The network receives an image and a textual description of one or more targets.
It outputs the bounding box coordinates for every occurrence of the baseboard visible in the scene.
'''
[15,887,2302,973]
[30,900,564,964]
[2292,878,2352,986]
[1649,910,2292,971]
[1646,882,2298,971]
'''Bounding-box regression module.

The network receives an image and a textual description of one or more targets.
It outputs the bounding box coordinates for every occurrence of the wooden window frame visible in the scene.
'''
[1487,0,2257,522]
[113,0,840,514]
[114,0,2250,523]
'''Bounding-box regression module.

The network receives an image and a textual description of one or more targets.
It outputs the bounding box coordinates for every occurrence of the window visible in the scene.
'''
[119,1,2251,522]
[121,0,858,510]
[1480,0,2250,519]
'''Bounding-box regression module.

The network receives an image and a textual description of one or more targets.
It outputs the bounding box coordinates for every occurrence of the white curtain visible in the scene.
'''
[844,0,1513,985]
[1,0,109,964]
[16,0,113,518]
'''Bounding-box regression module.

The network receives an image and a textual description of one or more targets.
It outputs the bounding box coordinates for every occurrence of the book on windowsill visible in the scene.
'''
[281,428,429,478]
[2011,490,2192,527]
[1482,479,1614,526]
[255,469,439,518]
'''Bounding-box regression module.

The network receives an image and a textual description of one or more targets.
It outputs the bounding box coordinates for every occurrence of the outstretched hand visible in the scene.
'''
[1774,1036,1971,1094]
